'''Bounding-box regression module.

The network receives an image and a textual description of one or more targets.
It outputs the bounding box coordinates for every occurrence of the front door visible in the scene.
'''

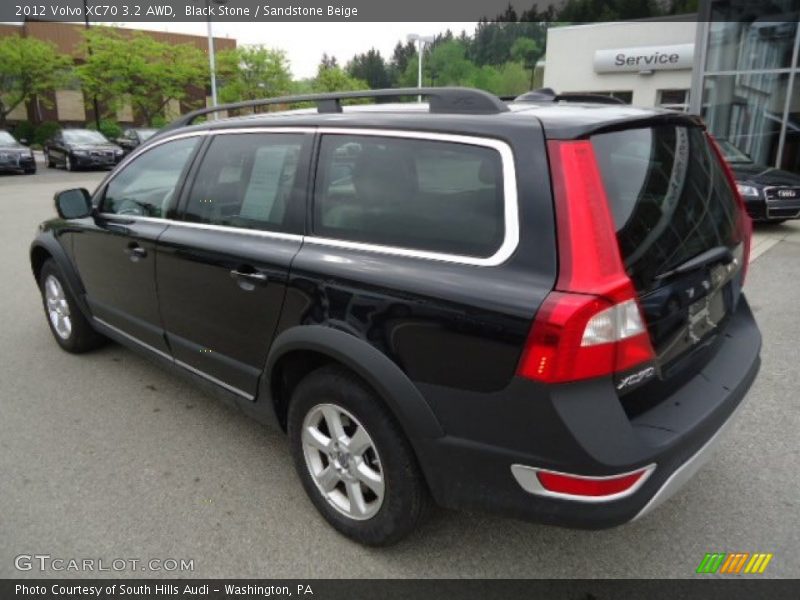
[73,135,202,353]
[156,130,312,398]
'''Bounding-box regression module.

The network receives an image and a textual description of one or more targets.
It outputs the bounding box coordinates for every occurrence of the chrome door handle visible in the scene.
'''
[230,269,268,282]
[124,244,147,261]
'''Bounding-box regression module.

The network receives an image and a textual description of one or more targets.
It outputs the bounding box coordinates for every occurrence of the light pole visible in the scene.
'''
[206,0,226,115]
[406,33,434,102]
[82,0,101,129]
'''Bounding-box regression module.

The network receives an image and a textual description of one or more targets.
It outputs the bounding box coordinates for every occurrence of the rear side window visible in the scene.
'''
[592,125,739,292]
[313,134,505,257]
[183,133,307,232]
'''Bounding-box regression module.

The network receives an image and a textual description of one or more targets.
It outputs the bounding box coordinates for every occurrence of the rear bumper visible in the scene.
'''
[413,298,761,528]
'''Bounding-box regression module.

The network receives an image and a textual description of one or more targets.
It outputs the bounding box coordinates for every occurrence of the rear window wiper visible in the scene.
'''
[654,246,734,282]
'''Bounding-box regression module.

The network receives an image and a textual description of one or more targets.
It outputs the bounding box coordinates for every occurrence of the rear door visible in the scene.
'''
[156,129,312,399]
[591,124,746,386]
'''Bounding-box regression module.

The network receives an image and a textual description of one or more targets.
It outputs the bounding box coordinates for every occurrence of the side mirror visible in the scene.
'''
[20,138,28,145]
[55,188,93,219]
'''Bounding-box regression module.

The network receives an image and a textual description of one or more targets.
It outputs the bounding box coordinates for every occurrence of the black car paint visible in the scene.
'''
[30,103,761,527]
[117,128,158,156]
[0,131,36,173]
[730,161,800,222]
[44,130,124,170]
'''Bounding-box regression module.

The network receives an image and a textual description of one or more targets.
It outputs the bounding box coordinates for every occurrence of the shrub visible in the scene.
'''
[92,119,122,140]
[12,121,35,144]
[34,121,60,146]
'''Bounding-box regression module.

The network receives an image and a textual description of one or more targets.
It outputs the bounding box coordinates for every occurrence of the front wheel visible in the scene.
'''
[288,365,428,546]
[65,155,74,171]
[39,259,106,353]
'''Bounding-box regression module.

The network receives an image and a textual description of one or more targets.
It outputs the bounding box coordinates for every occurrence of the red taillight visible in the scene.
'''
[706,132,752,283]
[517,140,655,384]
[535,466,653,499]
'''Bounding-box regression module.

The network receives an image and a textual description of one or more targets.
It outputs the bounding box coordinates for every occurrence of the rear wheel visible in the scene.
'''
[45,151,53,169]
[288,365,428,546]
[39,259,106,353]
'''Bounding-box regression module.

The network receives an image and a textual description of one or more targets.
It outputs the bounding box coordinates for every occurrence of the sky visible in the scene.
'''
[124,22,476,79]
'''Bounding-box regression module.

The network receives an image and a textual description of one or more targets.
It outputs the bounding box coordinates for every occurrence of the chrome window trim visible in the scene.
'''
[100,126,520,267]
[310,128,519,267]
[510,463,657,504]
[97,214,304,243]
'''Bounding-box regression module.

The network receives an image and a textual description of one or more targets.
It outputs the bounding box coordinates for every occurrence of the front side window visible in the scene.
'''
[314,134,505,257]
[102,137,200,217]
[183,133,306,232]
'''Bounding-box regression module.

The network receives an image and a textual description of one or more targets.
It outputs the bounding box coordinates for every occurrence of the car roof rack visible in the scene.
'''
[164,87,509,131]
[513,88,626,105]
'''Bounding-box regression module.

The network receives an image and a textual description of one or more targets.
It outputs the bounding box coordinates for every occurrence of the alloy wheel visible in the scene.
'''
[44,275,72,340]
[301,403,385,520]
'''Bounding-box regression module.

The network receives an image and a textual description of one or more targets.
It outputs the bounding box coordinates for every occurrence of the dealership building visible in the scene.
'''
[543,3,800,175]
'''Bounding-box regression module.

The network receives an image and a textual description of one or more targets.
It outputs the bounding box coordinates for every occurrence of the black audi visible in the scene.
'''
[44,129,124,171]
[0,130,36,174]
[717,139,800,223]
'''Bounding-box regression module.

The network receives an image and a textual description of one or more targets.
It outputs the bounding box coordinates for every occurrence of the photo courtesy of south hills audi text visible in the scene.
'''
[14,584,315,597]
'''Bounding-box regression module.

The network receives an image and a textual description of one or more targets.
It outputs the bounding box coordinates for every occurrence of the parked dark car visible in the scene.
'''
[43,129,124,171]
[30,88,760,546]
[716,139,800,223]
[0,130,36,174]
[116,128,158,156]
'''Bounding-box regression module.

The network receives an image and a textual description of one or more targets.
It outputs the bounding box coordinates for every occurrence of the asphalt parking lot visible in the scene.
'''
[1,161,799,579]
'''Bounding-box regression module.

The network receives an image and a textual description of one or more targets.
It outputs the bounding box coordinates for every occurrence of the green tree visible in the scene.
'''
[510,37,541,89]
[0,36,70,127]
[388,41,416,85]
[425,40,476,87]
[313,65,368,93]
[319,53,339,71]
[347,49,390,89]
[216,46,292,103]
[77,28,208,126]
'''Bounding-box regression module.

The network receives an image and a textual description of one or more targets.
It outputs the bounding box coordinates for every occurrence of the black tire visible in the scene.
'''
[45,151,54,169]
[25,167,36,175]
[288,365,428,546]
[65,155,74,172]
[39,259,106,353]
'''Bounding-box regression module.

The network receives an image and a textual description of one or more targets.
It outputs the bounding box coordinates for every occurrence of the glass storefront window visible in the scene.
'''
[780,76,800,174]
[657,89,690,112]
[701,72,790,168]
[705,19,797,72]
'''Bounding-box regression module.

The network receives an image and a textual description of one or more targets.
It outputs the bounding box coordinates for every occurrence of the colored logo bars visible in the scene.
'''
[696,552,773,574]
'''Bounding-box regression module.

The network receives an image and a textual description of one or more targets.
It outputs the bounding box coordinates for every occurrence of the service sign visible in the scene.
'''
[594,43,694,73]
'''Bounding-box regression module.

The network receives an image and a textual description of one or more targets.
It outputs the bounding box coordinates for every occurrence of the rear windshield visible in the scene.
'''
[592,125,739,292]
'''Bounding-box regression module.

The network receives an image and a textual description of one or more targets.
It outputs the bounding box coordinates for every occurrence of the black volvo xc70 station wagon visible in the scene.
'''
[31,88,761,545]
